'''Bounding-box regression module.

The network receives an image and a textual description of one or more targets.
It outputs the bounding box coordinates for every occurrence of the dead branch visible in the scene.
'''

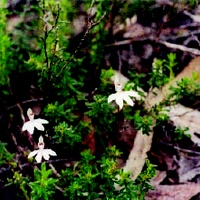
[158,40,200,55]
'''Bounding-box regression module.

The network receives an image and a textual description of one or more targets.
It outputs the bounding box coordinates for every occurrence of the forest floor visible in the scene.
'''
[2,0,200,199]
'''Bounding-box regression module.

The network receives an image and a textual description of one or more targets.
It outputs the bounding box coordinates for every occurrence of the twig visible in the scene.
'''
[56,4,106,77]
[40,0,61,77]
[107,38,200,56]
[6,98,44,110]
[16,102,25,124]
[183,10,200,23]
[160,141,200,156]
[49,163,60,177]
[158,40,200,55]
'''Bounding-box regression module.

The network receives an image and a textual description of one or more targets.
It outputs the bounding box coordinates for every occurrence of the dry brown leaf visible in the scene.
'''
[146,183,200,200]
[177,151,200,182]
[167,103,200,145]
[123,129,153,180]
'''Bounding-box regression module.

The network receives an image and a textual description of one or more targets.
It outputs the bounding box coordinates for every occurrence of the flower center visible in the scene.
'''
[115,82,123,92]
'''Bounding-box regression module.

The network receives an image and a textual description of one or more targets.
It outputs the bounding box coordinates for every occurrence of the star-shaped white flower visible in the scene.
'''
[28,136,57,163]
[108,90,141,110]
[108,81,141,110]
[22,108,49,134]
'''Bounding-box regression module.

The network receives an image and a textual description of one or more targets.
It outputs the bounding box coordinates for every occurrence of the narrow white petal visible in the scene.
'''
[38,135,44,143]
[47,149,57,156]
[125,91,141,99]
[28,150,39,158]
[35,118,49,124]
[108,93,117,103]
[27,108,34,121]
[123,95,134,107]
[22,122,29,131]
[115,94,124,110]
[35,151,43,163]
[33,122,45,131]
[42,150,50,160]
[26,122,35,134]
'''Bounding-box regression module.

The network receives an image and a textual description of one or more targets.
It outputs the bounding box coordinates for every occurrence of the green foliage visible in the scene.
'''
[174,126,191,141]
[59,147,155,199]
[151,104,169,125]
[29,163,58,200]
[85,95,116,132]
[0,4,11,87]
[99,68,114,94]
[53,122,82,148]
[168,73,200,102]
[135,159,156,199]
[133,111,153,135]
[0,143,14,166]
[149,53,177,88]
[87,0,112,70]
[0,0,165,199]
[7,172,30,200]
[126,70,146,91]
[44,101,78,123]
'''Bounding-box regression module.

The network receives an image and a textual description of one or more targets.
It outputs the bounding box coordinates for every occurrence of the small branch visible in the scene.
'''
[107,38,200,56]
[160,141,200,156]
[6,98,43,111]
[40,0,61,78]
[49,163,60,177]
[158,40,200,55]
[16,103,25,124]
[56,6,106,77]
[183,10,200,23]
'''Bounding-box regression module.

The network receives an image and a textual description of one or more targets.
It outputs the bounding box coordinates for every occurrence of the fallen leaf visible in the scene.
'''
[146,183,200,200]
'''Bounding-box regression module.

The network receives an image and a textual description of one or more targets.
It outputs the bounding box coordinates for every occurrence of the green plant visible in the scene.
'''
[148,53,177,88]
[59,147,155,199]
[133,111,154,135]
[85,95,116,133]
[0,0,165,199]
[7,172,30,200]
[126,70,146,91]
[174,126,191,141]
[29,163,58,200]
[135,159,156,199]
[0,1,13,99]
[0,143,14,166]
[53,122,82,148]
[168,73,200,102]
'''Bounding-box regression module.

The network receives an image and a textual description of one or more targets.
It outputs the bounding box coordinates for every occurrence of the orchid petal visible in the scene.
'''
[39,135,44,143]
[22,122,29,131]
[115,94,124,110]
[108,93,117,103]
[123,94,134,107]
[28,150,39,158]
[35,151,43,163]
[33,122,45,131]
[27,108,34,121]
[47,149,57,156]
[26,122,35,134]
[125,91,141,99]
[42,150,50,161]
[35,118,49,124]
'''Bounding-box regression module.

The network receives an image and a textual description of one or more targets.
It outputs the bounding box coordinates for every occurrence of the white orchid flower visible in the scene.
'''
[28,136,57,163]
[22,108,49,134]
[108,89,141,110]
[108,73,141,110]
